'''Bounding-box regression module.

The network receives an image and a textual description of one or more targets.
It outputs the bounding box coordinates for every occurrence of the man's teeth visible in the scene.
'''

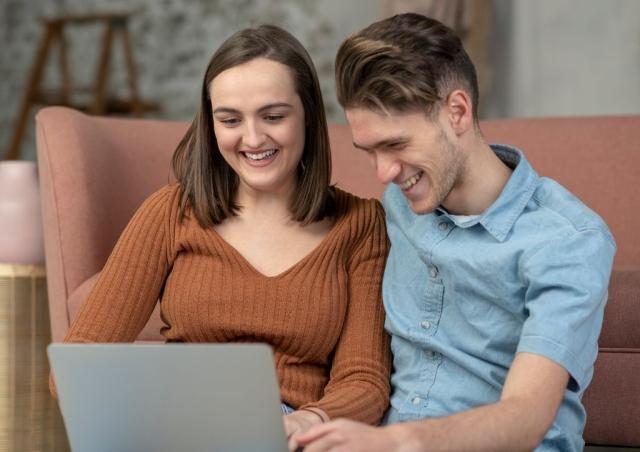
[400,171,423,190]
[245,149,277,161]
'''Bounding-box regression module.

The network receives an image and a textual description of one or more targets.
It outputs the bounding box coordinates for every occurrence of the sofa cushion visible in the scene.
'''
[67,272,165,342]
[599,268,640,348]
[583,349,640,446]
[584,267,640,446]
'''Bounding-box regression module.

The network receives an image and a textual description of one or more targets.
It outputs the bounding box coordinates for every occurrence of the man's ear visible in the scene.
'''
[445,89,474,136]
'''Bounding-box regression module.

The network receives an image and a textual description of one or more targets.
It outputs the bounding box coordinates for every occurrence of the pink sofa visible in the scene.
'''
[36,107,639,448]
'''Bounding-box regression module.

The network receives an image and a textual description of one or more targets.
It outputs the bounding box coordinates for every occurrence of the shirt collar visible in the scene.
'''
[437,144,539,242]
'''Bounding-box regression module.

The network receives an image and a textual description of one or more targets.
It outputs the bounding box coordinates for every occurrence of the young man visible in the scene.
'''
[296,13,615,452]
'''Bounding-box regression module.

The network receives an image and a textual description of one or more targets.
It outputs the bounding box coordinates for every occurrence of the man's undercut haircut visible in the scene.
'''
[335,13,480,123]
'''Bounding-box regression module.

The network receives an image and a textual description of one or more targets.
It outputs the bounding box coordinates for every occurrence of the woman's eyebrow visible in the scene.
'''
[212,106,239,115]
[258,102,294,112]
[212,102,294,115]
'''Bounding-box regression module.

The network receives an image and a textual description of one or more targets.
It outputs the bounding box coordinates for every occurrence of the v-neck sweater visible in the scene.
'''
[64,184,391,423]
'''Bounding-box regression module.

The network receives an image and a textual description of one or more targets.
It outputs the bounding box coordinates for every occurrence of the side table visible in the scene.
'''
[0,263,69,451]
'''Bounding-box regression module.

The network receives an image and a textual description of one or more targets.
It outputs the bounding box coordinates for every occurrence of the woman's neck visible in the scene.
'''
[234,183,294,223]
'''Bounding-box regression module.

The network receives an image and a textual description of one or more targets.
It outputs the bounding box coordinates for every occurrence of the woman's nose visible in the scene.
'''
[242,120,267,149]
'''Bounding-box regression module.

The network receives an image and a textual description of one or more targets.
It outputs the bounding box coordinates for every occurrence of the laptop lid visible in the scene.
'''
[48,343,288,452]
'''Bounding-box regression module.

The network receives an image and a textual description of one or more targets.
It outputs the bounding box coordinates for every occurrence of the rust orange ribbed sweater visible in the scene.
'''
[64,184,391,423]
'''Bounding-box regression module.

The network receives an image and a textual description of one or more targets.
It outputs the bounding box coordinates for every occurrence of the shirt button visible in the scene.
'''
[429,267,438,278]
[438,221,449,231]
[411,397,421,405]
[420,320,431,329]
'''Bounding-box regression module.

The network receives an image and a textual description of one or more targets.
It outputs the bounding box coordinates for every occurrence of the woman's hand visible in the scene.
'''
[295,419,405,452]
[284,409,326,451]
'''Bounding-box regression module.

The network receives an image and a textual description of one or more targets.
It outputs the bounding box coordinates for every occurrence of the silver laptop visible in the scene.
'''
[47,343,288,452]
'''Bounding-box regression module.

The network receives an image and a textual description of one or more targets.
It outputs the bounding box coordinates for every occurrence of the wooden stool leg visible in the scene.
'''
[3,23,56,160]
[91,21,114,115]
[120,26,142,117]
[56,26,71,106]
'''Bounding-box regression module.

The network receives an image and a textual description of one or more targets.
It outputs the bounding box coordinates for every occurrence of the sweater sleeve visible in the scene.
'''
[300,199,391,424]
[63,185,177,344]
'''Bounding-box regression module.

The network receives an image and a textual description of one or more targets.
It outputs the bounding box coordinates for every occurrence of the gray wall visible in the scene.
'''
[2,0,639,161]
[0,0,379,160]
[486,0,640,118]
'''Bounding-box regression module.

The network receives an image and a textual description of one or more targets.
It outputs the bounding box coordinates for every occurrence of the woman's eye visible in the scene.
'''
[264,115,284,122]
[219,117,240,125]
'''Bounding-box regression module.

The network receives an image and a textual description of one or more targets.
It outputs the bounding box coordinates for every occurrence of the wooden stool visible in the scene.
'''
[4,12,160,161]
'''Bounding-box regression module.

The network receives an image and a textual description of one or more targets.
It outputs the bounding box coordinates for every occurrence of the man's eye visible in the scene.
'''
[387,143,406,150]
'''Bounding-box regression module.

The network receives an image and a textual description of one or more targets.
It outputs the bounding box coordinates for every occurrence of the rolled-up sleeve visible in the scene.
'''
[517,227,616,391]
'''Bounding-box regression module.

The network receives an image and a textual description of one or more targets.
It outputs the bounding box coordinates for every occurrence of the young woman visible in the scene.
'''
[60,25,390,450]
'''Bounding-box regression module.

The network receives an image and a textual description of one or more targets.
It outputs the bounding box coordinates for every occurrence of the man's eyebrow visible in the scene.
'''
[212,102,293,115]
[352,137,409,151]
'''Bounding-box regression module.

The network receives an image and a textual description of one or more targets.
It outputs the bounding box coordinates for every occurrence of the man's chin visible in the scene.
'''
[406,198,436,215]
[400,180,436,215]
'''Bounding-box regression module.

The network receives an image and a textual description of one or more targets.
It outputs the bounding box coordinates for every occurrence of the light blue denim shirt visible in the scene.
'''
[382,145,616,451]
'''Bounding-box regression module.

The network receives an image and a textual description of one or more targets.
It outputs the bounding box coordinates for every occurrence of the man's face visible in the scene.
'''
[346,107,467,214]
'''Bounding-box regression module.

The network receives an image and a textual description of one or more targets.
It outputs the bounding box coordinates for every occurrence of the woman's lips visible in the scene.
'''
[241,148,279,167]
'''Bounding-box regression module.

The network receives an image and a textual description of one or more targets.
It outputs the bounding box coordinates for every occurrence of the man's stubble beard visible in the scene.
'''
[433,128,468,210]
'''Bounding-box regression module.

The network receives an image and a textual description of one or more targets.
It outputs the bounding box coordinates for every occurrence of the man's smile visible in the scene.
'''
[399,171,424,191]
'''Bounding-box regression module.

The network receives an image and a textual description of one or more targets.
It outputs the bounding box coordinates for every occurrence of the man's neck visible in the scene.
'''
[441,141,512,216]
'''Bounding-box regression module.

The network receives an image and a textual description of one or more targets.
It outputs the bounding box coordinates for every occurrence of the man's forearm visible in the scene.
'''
[387,397,549,452]
[298,354,567,452]
[387,353,568,452]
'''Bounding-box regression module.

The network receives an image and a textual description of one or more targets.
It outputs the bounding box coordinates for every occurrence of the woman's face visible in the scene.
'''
[209,58,306,198]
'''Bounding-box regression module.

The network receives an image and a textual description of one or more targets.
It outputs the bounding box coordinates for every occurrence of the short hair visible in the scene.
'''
[335,13,479,123]
[172,25,334,227]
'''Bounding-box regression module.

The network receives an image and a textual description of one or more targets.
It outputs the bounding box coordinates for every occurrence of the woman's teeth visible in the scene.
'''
[400,171,423,190]
[244,149,277,161]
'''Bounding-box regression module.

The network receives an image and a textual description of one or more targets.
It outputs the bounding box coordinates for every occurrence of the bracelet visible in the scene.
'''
[299,407,327,423]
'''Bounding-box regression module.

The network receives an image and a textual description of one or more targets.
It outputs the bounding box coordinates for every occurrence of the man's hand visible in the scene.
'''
[295,419,403,452]
[284,409,326,451]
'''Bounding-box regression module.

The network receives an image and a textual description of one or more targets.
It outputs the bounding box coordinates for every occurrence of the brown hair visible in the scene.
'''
[172,25,334,227]
[335,13,479,123]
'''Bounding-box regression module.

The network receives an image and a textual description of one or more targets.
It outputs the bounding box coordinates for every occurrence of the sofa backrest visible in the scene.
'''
[482,116,639,268]
[333,116,640,264]
[37,107,184,343]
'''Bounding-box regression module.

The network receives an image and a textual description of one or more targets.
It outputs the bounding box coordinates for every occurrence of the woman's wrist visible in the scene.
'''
[298,407,329,423]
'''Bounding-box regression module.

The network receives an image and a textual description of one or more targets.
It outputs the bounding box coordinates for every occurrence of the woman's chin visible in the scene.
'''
[238,177,295,197]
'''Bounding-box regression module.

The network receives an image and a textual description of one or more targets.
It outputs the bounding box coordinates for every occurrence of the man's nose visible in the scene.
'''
[373,152,401,185]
